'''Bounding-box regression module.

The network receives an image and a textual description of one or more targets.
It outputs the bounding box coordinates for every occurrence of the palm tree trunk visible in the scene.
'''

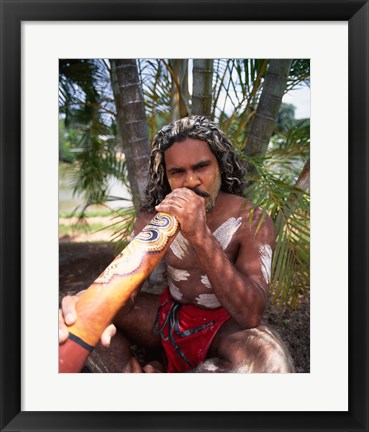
[111,59,151,212]
[244,59,292,176]
[109,60,124,153]
[170,59,189,122]
[294,158,310,192]
[192,59,214,117]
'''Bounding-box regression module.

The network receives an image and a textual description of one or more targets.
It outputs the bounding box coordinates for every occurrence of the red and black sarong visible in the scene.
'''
[155,287,231,372]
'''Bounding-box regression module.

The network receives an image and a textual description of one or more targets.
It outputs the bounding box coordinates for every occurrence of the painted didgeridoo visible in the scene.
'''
[59,212,179,373]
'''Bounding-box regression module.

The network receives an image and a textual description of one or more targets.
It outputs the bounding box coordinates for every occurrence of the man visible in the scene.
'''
[59,116,294,373]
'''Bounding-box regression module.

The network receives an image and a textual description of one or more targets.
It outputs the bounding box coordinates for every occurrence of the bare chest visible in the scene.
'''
[166,216,242,266]
[163,216,243,307]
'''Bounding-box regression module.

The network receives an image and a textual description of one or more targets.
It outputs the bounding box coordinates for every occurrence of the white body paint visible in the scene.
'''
[167,265,190,282]
[196,218,242,290]
[212,217,242,250]
[201,274,212,289]
[169,218,243,305]
[170,217,241,260]
[259,244,272,284]
[196,293,221,309]
[170,231,190,259]
[168,280,183,301]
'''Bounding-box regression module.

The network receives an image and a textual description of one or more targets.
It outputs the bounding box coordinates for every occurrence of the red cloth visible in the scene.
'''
[156,287,231,372]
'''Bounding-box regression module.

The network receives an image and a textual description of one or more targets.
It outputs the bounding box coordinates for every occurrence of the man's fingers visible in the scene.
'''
[164,199,183,209]
[170,193,189,203]
[61,295,78,325]
[58,309,69,344]
[101,324,117,347]
[156,202,182,212]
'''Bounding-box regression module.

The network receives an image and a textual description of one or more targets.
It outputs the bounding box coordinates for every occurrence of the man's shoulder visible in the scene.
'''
[220,193,254,218]
[220,193,274,236]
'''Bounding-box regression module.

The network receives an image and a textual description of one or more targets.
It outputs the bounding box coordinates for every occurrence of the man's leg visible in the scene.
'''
[195,319,294,373]
[86,330,144,372]
[86,292,162,373]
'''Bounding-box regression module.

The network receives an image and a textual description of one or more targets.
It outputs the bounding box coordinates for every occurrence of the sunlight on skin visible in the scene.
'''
[212,217,242,250]
[259,244,272,284]
[196,293,222,309]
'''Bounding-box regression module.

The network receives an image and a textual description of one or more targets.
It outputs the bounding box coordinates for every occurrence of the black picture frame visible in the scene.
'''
[1,1,368,431]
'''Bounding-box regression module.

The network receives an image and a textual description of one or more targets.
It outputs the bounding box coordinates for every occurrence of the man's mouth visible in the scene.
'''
[193,187,210,198]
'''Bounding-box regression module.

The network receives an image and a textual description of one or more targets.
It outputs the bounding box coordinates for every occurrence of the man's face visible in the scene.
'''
[164,138,221,212]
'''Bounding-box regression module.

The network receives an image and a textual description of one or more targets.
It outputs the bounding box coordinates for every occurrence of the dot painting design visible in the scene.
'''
[95,213,178,283]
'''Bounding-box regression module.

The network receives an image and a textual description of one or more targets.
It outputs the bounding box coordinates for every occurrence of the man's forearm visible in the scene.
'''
[190,230,267,329]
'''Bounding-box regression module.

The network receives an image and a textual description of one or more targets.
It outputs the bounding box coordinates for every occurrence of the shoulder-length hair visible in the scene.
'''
[144,116,245,211]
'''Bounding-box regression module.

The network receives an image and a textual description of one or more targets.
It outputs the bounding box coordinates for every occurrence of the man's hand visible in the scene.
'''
[59,291,116,346]
[155,188,210,242]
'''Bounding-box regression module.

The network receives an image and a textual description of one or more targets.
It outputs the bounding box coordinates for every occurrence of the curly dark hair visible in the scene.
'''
[144,116,245,211]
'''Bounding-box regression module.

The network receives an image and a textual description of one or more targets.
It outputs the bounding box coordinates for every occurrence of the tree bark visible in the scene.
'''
[170,59,189,122]
[192,59,214,117]
[244,59,292,174]
[109,60,124,153]
[293,158,310,193]
[111,59,151,212]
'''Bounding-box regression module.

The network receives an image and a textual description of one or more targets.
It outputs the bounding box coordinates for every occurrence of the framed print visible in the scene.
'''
[1,0,368,431]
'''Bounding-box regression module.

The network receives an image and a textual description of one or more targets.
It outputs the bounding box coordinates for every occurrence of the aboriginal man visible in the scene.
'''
[59,116,294,373]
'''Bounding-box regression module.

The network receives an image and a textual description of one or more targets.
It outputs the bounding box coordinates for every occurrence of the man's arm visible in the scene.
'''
[190,210,275,328]
[156,188,275,329]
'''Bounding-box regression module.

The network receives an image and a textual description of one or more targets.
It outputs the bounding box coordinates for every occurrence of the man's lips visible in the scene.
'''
[192,187,210,198]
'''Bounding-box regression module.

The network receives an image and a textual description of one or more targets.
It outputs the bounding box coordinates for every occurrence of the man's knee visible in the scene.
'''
[218,325,294,373]
[236,326,294,373]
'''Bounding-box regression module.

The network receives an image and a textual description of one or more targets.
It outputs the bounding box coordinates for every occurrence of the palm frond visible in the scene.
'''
[242,153,310,308]
[138,59,172,140]
[109,206,137,253]
[286,59,310,91]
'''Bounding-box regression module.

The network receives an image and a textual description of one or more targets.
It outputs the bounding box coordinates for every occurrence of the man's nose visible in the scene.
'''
[183,172,201,189]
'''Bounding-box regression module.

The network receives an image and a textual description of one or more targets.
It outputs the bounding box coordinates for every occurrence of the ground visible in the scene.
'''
[59,241,310,373]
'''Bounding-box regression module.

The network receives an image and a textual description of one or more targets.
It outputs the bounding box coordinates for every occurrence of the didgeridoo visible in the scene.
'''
[59,212,179,373]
